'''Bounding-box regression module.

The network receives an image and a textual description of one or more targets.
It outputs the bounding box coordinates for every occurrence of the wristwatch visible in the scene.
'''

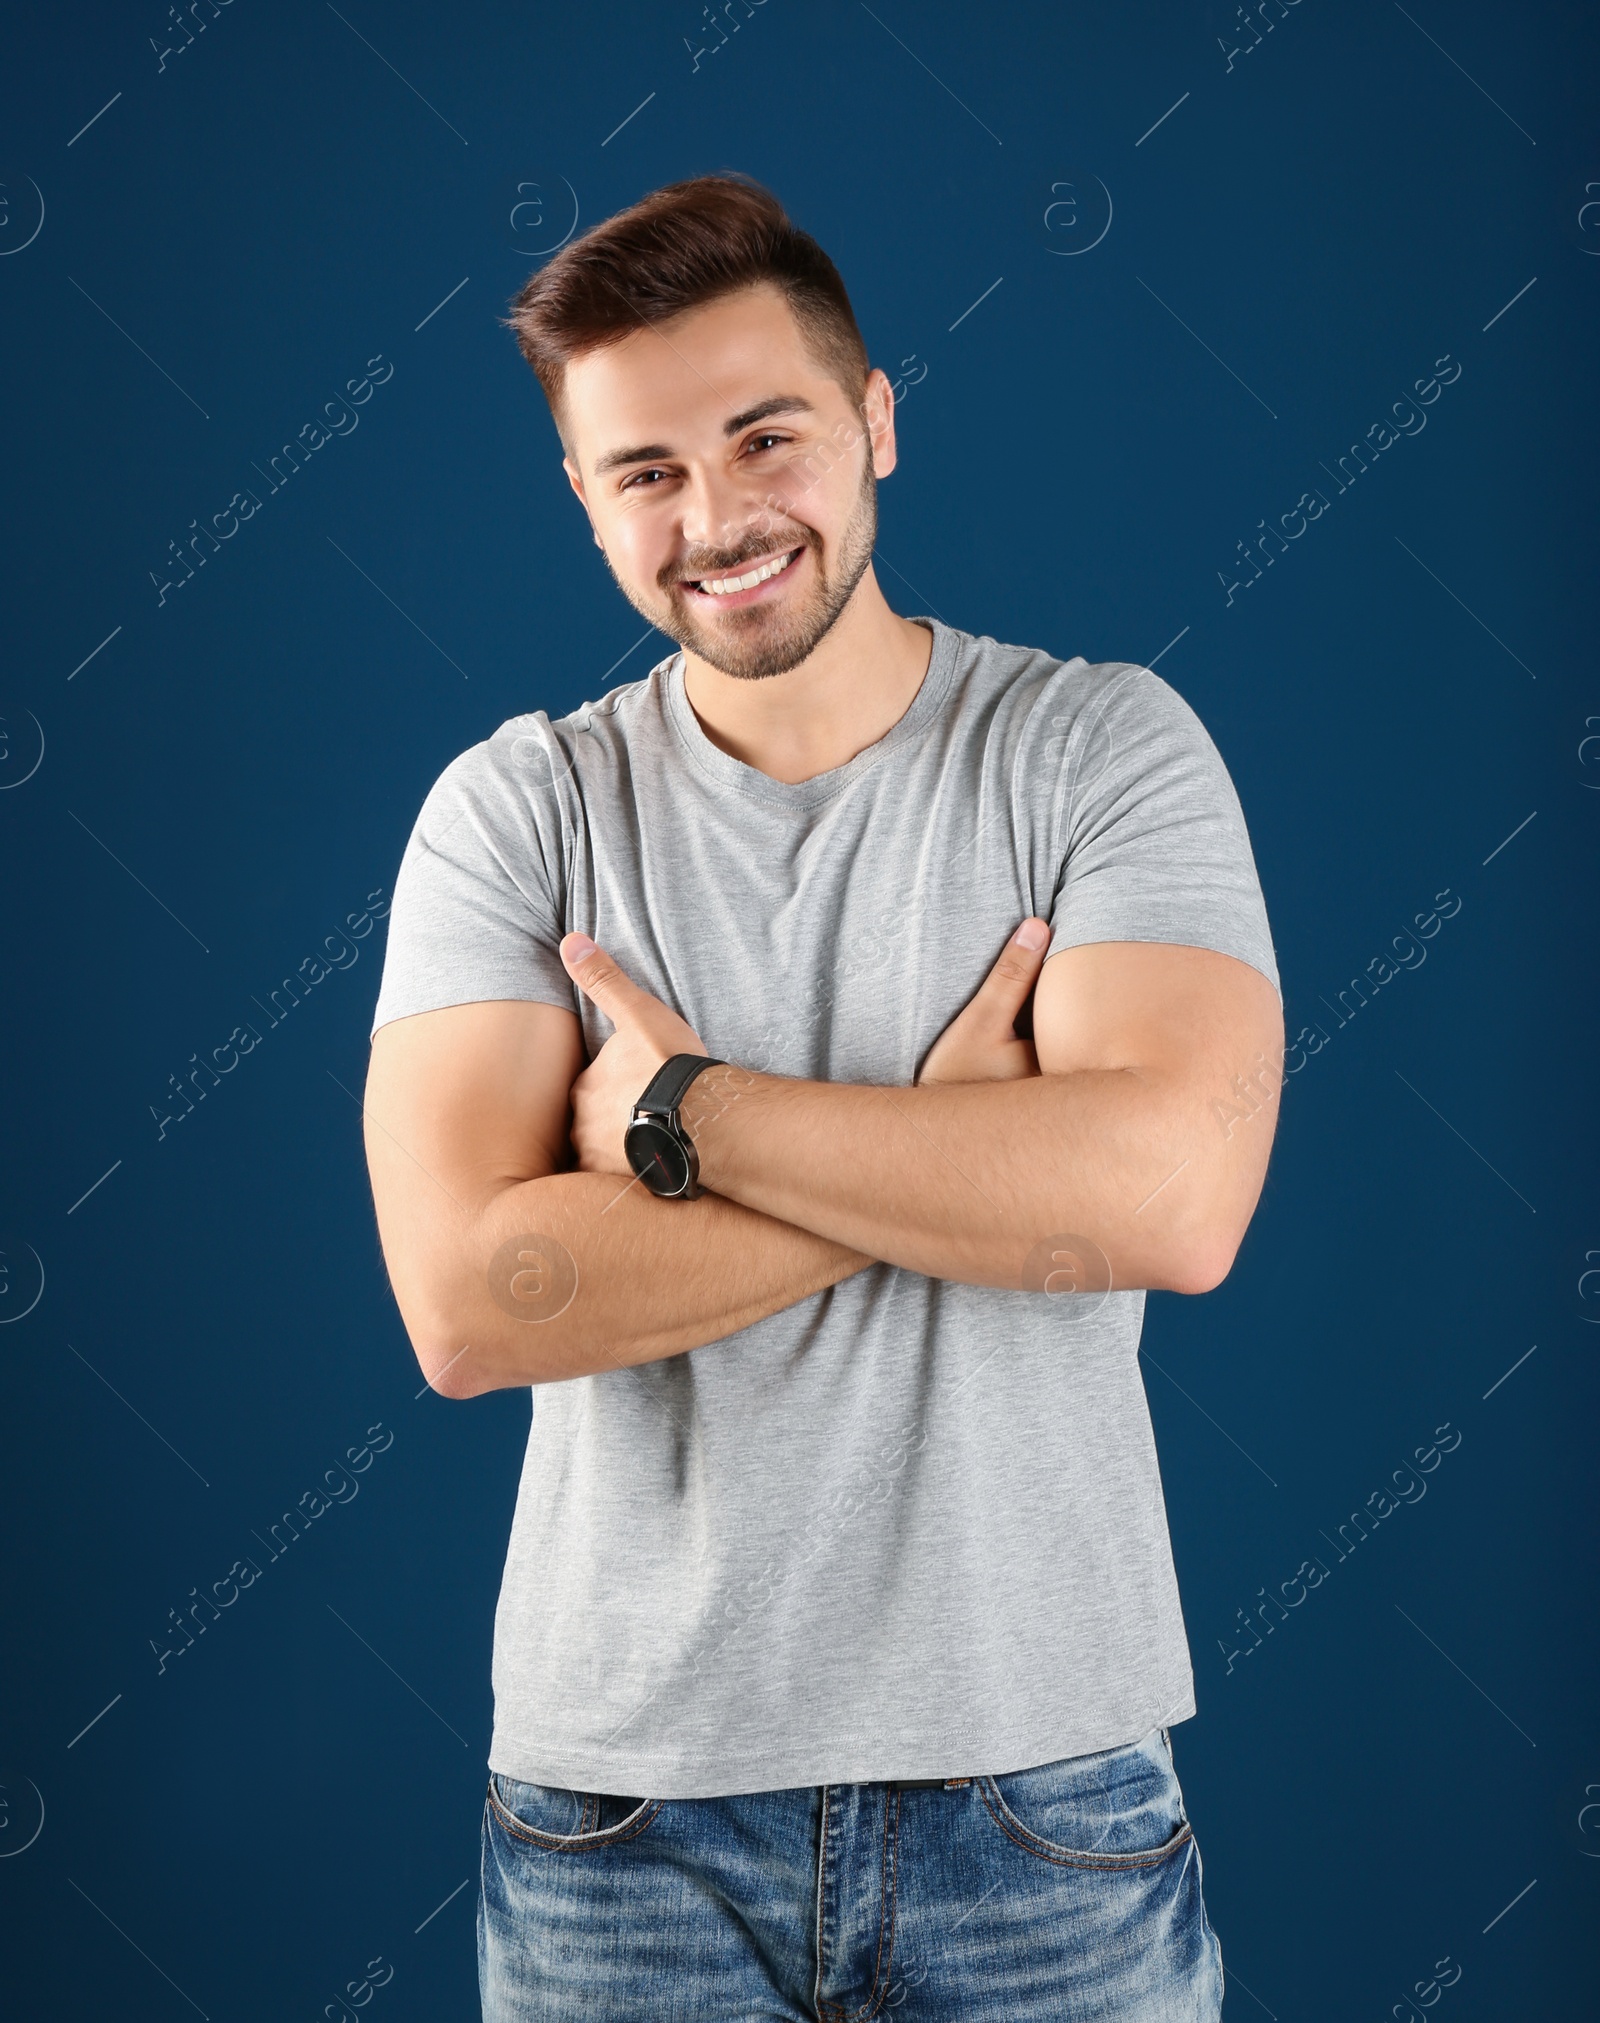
[624,1054,725,1199]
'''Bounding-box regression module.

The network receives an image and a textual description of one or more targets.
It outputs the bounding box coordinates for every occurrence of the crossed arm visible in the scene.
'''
[362,928,1284,1397]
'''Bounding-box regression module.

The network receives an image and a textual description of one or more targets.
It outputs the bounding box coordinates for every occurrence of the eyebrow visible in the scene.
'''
[723,395,817,435]
[591,395,818,477]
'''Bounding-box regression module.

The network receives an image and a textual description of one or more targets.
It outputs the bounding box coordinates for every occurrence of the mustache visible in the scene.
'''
[667,533,812,585]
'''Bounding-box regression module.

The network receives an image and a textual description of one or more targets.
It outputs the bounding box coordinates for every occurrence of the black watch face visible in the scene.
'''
[625,1120,692,1197]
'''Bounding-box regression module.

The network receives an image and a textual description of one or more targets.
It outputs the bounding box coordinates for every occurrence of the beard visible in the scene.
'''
[608,454,879,683]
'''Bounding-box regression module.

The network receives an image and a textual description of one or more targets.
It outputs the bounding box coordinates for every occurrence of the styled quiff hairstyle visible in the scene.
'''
[503,173,870,454]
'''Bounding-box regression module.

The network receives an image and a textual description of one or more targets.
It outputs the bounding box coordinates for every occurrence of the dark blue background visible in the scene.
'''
[3,0,1596,2014]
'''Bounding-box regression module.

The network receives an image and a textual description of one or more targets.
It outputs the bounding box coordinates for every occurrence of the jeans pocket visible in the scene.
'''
[979,1730,1193,1869]
[485,1772,661,1851]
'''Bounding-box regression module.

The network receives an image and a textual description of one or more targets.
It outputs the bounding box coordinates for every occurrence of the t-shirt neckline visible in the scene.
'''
[659,616,958,809]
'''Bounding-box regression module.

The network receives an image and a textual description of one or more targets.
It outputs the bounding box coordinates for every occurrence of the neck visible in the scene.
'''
[680,572,933,785]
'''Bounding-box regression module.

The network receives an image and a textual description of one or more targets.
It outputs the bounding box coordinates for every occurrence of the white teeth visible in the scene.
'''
[694,549,797,597]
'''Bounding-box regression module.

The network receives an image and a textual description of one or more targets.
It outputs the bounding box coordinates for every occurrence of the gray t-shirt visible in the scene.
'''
[372,616,1281,1798]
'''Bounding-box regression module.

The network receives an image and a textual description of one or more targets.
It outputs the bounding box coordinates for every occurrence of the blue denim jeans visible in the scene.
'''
[478,1727,1223,2020]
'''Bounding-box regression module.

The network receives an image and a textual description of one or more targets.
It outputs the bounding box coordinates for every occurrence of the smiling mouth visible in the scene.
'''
[680,546,805,602]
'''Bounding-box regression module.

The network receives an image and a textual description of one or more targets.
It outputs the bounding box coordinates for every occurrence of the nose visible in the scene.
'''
[677,460,779,562]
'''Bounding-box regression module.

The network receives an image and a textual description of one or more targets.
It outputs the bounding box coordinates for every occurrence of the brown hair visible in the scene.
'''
[503,173,870,451]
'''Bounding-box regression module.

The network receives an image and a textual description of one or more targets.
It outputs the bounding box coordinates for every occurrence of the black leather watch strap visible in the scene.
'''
[634,1054,724,1118]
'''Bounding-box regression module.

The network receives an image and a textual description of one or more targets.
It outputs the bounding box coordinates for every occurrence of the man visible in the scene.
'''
[364,172,1283,2021]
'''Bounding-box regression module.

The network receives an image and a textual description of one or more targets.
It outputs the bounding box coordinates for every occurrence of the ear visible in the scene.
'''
[563,456,604,548]
[861,367,898,481]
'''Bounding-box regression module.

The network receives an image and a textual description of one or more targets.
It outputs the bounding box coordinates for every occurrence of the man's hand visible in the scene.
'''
[682,939,1283,1297]
[562,916,1051,1177]
[560,932,709,1176]
[917,918,1052,1084]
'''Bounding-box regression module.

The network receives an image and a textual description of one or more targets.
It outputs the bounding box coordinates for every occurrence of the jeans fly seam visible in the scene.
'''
[847,1785,901,2022]
[814,1782,836,2023]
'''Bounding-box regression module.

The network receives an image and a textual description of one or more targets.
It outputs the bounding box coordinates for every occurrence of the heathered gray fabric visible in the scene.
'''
[372,616,1281,1798]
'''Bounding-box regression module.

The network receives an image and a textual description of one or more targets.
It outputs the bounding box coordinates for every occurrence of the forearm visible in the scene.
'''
[685,1064,1250,1296]
[387,1167,871,1396]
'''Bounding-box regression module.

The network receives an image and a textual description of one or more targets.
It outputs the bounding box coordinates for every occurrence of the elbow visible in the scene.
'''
[1170,1246,1235,1297]
[409,1324,488,1399]
[1162,1161,1270,1295]
[402,1279,566,1396]
[1166,1228,1242,1297]
[400,1279,502,1398]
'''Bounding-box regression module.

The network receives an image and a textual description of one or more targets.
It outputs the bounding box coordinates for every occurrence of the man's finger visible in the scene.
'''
[966,919,1051,1028]
[559,933,653,1025]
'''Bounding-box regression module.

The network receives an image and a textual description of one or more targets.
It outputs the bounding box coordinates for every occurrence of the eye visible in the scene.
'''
[620,467,670,491]
[743,432,790,457]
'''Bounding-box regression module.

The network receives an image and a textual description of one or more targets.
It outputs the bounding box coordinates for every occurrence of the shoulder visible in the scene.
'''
[939,624,1196,759]
[416,656,671,815]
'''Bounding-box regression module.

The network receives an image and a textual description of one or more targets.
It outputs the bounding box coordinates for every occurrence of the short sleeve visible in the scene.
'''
[370,719,577,1035]
[1044,667,1281,1004]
